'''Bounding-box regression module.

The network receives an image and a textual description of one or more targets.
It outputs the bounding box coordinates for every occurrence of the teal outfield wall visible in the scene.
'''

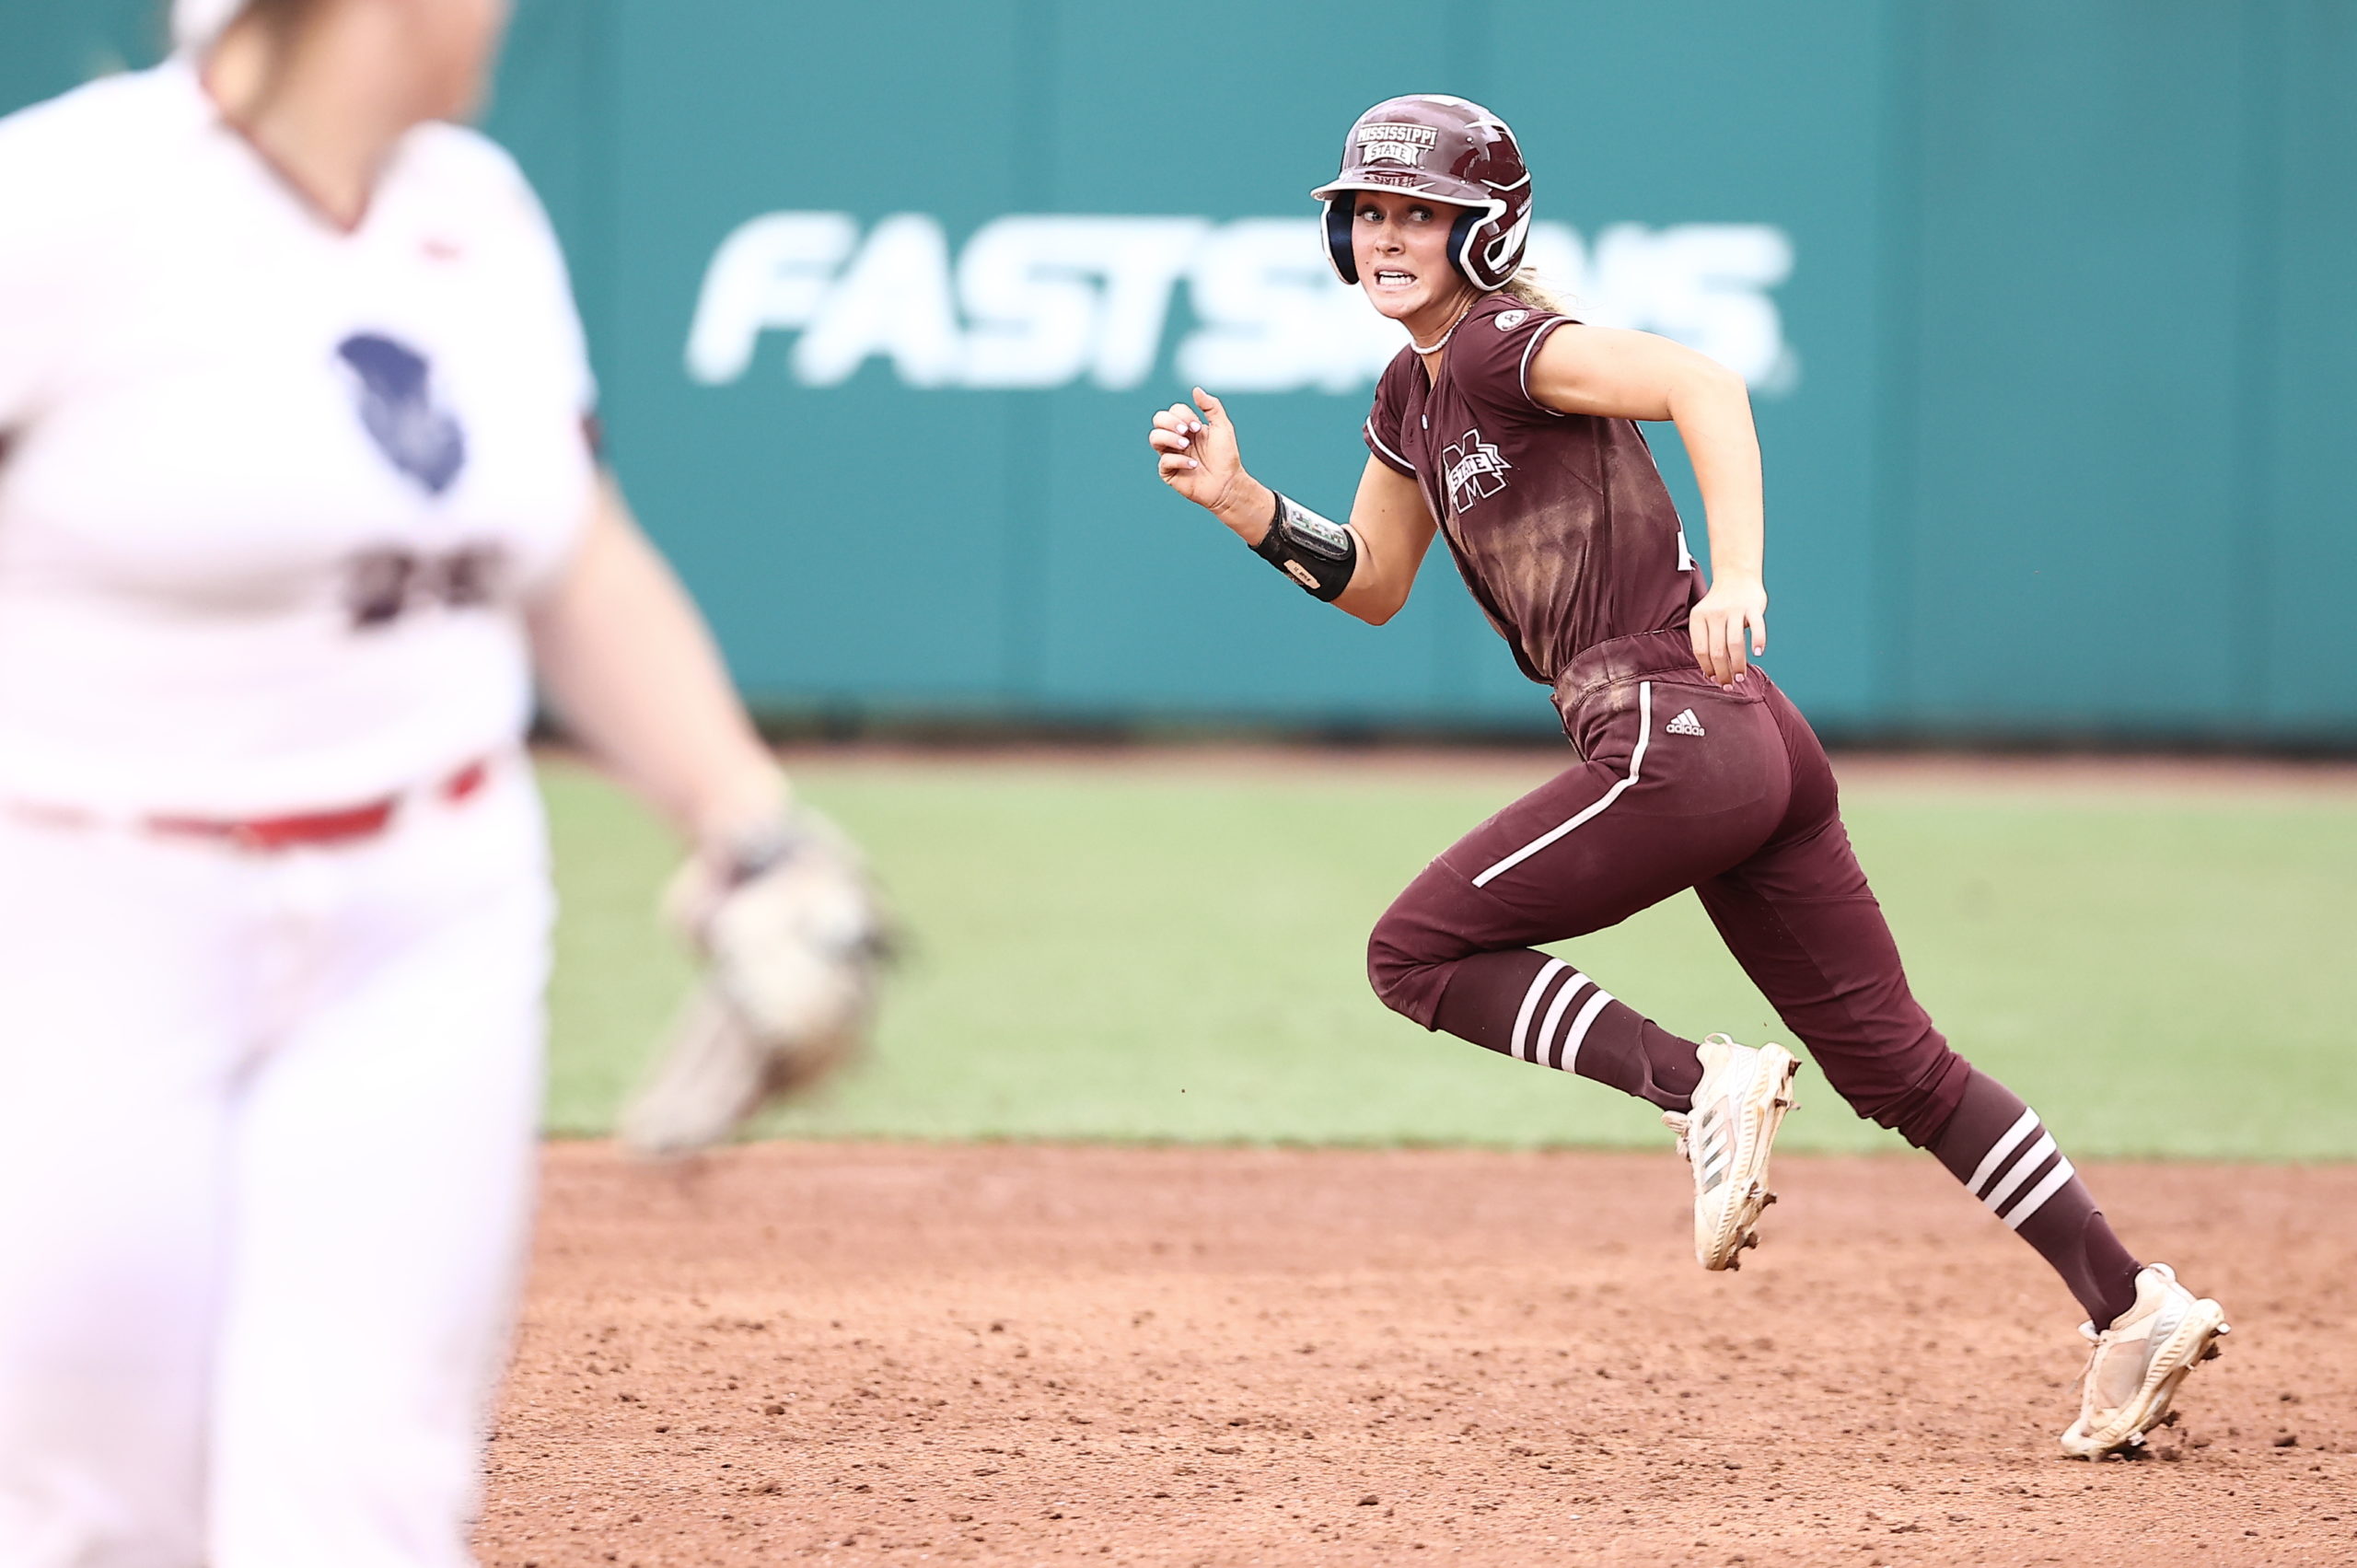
[10,3,2356,743]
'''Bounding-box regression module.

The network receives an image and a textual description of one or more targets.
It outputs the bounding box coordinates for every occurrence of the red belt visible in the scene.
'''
[24,759,493,854]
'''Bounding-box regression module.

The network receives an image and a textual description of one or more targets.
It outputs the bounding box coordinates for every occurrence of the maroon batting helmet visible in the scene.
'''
[1311,95,1533,293]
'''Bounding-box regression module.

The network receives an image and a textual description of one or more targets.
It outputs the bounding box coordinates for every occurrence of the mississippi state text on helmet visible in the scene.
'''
[1311,94,1533,292]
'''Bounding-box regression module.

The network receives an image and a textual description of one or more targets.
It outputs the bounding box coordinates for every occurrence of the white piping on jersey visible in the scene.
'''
[1471,680,1653,888]
[1516,316,1571,416]
[1364,417,1412,472]
[1509,958,1568,1062]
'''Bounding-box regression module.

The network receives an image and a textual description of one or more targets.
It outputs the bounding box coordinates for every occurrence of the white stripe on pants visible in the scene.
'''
[0,763,550,1568]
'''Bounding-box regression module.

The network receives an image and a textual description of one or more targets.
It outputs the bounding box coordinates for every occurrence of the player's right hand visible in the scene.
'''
[1148,389,1251,519]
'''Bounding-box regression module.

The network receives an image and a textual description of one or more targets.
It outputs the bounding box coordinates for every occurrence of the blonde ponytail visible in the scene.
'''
[1499,265,1573,319]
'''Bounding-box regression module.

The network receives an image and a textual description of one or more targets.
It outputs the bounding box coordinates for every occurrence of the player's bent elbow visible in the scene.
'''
[1344,584,1410,626]
[1691,355,1750,408]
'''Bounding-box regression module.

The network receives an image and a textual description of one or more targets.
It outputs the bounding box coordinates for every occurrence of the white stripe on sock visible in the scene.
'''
[1557,988,1615,1073]
[2001,1156,2078,1230]
[1531,973,1592,1066]
[1968,1109,2042,1197]
[1509,958,1568,1063]
[1981,1134,2059,1215]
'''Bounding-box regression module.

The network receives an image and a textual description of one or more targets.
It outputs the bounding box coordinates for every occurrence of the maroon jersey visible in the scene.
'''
[1364,293,1702,686]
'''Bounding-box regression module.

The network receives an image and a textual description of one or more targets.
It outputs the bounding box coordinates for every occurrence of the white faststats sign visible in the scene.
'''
[685,214,1797,397]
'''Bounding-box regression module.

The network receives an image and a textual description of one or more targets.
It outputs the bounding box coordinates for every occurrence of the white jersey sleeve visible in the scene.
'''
[427,122,599,426]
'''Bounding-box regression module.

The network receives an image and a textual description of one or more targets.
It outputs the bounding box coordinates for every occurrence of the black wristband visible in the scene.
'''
[1249,492,1357,602]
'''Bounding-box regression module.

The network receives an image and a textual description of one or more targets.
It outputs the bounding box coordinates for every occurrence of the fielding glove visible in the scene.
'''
[619,806,889,1156]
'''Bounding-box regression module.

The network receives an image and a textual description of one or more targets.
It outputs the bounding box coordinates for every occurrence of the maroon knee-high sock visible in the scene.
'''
[1429,950,1703,1111]
[1925,1068,2142,1328]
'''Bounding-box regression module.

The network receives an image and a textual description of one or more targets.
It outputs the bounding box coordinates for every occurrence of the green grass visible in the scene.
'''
[542,757,2357,1160]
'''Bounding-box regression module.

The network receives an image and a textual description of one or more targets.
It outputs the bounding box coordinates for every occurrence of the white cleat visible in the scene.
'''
[2059,1262,2230,1458]
[1661,1034,1801,1272]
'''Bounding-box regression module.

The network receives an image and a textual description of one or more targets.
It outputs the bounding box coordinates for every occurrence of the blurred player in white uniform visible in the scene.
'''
[0,0,877,1562]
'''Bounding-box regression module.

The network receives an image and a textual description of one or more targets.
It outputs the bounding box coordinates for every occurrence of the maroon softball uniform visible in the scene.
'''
[1289,88,2150,1354]
[1359,295,1968,1145]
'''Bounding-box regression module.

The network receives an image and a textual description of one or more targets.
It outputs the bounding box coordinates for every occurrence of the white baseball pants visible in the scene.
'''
[0,760,552,1568]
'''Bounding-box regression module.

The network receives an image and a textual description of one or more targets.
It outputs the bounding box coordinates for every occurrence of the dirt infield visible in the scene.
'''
[480,1144,2355,1567]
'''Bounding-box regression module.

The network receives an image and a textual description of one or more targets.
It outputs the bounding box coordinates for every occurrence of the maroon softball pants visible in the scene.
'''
[1367,629,1970,1146]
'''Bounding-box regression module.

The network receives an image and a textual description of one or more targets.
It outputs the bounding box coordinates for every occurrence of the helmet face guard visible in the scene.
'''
[1312,96,1534,293]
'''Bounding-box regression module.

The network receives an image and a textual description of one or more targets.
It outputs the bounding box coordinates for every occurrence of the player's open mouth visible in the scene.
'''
[1373,270,1416,288]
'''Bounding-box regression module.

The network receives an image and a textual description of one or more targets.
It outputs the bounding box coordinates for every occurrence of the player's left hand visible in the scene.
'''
[1689,575,1767,689]
[619,806,892,1157]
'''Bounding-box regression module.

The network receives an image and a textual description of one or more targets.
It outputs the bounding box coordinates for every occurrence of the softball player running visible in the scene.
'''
[0,1,877,1562]
[1147,95,2228,1457]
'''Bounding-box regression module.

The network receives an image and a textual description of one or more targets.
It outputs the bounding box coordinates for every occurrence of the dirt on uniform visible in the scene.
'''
[479,1143,2356,1567]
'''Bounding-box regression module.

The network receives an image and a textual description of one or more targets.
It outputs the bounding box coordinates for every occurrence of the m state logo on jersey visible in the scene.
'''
[1443,426,1511,513]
